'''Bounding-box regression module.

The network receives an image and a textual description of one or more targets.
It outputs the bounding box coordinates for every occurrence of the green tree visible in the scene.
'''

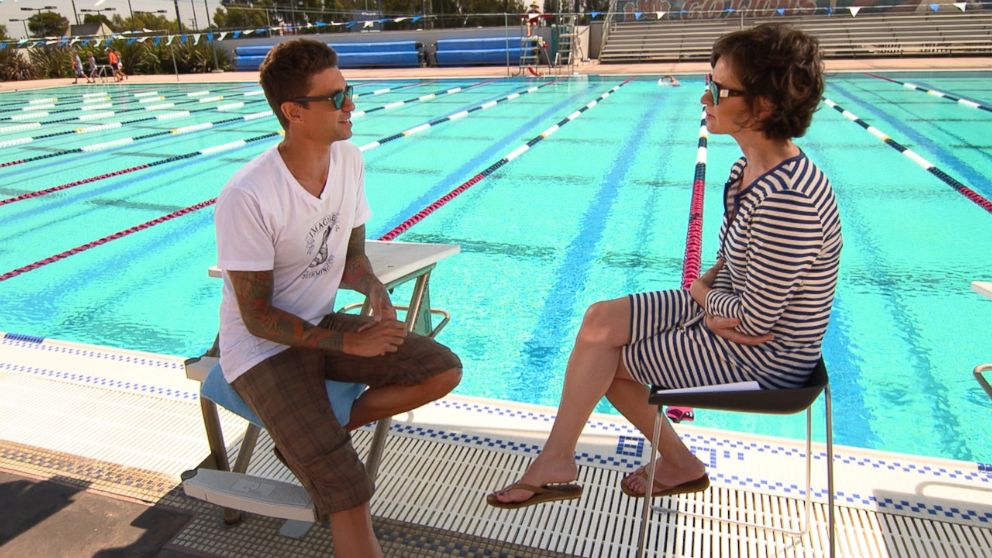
[112,13,176,33]
[82,13,116,31]
[214,6,273,29]
[28,12,70,37]
[0,24,9,40]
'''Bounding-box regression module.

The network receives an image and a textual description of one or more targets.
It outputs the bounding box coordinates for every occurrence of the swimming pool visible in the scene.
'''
[0,73,989,464]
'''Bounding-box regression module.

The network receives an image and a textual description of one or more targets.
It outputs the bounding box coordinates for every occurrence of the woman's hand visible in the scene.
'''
[704,314,773,346]
[690,259,725,308]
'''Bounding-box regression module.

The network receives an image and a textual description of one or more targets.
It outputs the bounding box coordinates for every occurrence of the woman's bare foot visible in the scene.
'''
[491,454,578,504]
[620,459,706,497]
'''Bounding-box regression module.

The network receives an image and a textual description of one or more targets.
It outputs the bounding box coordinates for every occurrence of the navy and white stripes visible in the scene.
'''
[623,154,842,390]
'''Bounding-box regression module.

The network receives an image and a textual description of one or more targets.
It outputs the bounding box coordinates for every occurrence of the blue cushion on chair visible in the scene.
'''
[201,362,364,428]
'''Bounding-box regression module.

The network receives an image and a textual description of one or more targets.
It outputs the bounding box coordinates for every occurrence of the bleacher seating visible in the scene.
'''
[434,36,536,66]
[233,41,421,71]
[598,12,992,62]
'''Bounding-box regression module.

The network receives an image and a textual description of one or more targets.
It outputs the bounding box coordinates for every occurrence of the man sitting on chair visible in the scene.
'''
[214,39,462,558]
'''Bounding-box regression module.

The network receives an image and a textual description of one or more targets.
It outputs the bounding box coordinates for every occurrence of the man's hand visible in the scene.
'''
[366,283,397,321]
[344,319,407,357]
[704,314,773,346]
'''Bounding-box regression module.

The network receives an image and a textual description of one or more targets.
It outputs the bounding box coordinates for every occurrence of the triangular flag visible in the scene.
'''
[166,35,174,45]
[152,37,161,45]
[206,32,214,42]
[46,39,58,45]
[81,38,90,46]
[0,43,6,50]
[634,11,642,19]
[127,37,137,44]
[243,29,254,35]
[363,20,375,28]
[232,31,241,39]
[411,16,422,23]
[776,7,785,15]
[725,7,736,13]
[69,37,79,45]
[192,33,201,45]
[826,7,833,15]
[394,17,407,22]
[953,2,966,11]
[656,11,666,18]
[219,32,228,40]
[928,3,939,11]
[849,6,861,16]
[591,11,600,18]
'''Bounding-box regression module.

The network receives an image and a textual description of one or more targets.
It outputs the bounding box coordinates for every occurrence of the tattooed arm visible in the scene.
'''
[340,225,396,321]
[229,269,347,351]
[228,269,405,356]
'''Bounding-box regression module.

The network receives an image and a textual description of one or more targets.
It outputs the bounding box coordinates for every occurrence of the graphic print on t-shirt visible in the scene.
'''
[303,213,340,278]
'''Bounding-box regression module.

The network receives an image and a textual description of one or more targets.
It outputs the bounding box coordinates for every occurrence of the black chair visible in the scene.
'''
[636,358,834,558]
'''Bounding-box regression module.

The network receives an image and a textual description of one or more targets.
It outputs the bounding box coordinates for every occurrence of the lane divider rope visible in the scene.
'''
[0,83,261,122]
[822,96,992,214]
[0,109,273,168]
[682,108,709,289]
[0,80,566,277]
[0,80,560,206]
[0,199,217,283]
[359,78,561,153]
[864,73,992,113]
[0,95,275,151]
[352,79,496,120]
[379,80,631,241]
[0,131,281,207]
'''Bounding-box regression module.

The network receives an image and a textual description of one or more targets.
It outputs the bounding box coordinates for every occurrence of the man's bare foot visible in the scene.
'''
[490,455,578,504]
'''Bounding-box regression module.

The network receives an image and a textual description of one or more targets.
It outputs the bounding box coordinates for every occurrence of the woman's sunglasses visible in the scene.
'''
[292,85,354,110]
[705,74,746,106]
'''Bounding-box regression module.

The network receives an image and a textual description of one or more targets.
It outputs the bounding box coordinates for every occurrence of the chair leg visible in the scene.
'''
[636,406,664,558]
[825,385,835,558]
[199,398,230,471]
[365,418,392,482]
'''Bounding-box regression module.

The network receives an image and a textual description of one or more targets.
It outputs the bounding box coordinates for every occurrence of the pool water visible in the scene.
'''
[0,74,989,463]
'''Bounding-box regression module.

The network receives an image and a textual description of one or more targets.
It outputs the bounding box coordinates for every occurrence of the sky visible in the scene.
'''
[0,0,223,38]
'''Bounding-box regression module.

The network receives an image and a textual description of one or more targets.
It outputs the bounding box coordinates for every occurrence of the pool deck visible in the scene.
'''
[2,59,992,557]
[0,57,988,93]
[1,333,990,557]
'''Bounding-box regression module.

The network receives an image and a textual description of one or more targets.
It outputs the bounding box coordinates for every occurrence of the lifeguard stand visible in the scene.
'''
[553,15,580,74]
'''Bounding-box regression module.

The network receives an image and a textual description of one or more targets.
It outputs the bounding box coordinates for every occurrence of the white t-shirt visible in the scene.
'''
[214,141,371,382]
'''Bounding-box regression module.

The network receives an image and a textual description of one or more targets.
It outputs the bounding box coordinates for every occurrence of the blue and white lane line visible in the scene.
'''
[866,73,992,113]
[1,80,550,205]
[0,84,262,122]
[358,79,561,152]
[821,96,992,214]
[379,80,630,240]
[352,79,495,119]
[0,83,258,114]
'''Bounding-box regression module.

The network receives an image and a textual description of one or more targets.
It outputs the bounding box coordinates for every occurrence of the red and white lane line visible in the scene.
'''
[681,108,709,289]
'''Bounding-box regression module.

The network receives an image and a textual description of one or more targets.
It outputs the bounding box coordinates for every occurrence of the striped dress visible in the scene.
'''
[621,152,843,389]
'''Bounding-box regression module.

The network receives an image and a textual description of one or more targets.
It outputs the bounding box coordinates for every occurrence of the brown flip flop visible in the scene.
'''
[620,469,710,498]
[486,482,583,509]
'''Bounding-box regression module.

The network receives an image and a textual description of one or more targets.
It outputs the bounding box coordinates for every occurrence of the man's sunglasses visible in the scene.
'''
[292,85,354,110]
[705,74,746,106]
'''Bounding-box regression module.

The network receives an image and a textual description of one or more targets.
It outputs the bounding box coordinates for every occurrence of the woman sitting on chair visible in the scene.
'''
[487,23,842,508]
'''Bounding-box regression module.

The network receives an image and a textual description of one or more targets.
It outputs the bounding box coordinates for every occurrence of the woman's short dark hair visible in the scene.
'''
[711,23,824,140]
[259,39,339,129]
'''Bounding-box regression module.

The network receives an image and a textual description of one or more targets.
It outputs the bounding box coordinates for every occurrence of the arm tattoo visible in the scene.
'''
[341,224,383,295]
[228,270,344,351]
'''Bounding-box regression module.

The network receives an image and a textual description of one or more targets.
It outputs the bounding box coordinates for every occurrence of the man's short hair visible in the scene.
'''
[259,39,339,130]
[711,23,824,140]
